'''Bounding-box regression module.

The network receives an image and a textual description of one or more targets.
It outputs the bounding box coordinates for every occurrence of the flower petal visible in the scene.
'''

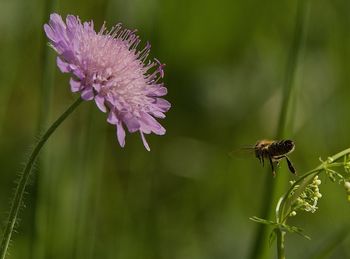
[140,131,150,151]
[71,68,85,79]
[95,94,106,112]
[44,13,66,43]
[61,50,75,63]
[66,15,78,30]
[93,83,102,92]
[57,57,70,73]
[43,24,57,42]
[140,112,165,135]
[155,98,171,112]
[148,86,167,97]
[69,78,81,92]
[123,113,140,133]
[107,111,118,125]
[81,87,94,100]
[116,121,126,147]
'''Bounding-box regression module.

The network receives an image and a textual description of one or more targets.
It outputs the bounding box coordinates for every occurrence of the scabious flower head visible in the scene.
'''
[44,13,170,150]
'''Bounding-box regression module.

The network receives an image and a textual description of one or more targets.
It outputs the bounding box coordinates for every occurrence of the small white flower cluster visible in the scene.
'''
[289,176,322,217]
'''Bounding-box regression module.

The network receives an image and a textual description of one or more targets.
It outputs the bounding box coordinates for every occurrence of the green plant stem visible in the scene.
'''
[0,97,83,259]
[276,229,286,259]
[249,1,309,258]
[277,0,308,137]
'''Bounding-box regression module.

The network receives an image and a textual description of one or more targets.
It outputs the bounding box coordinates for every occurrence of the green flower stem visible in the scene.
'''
[0,97,83,259]
[276,229,286,259]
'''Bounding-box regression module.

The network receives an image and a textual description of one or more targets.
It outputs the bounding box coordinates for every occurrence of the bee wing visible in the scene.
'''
[229,146,255,159]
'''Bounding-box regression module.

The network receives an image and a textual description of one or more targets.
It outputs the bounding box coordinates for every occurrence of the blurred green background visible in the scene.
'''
[1,0,350,258]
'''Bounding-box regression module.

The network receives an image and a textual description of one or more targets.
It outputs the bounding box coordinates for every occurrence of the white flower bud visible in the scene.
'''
[290,211,297,216]
[344,181,350,191]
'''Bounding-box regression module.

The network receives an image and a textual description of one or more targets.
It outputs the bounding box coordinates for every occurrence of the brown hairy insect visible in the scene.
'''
[254,139,296,176]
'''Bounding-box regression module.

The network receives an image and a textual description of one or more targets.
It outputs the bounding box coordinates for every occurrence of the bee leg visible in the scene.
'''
[257,154,264,166]
[268,156,276,177]
[284,156,296,175]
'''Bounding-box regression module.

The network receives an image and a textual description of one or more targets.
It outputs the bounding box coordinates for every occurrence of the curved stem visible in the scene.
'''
[0,97,83,259]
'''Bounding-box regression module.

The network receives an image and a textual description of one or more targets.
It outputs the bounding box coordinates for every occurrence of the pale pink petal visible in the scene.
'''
[69,78,81,92]
[123,113,140,133]
[43,24,57,42]
[116,121,126,147]
[81,87,94,100]
[107,111,118,125]
[57,57,70,73]
[150,110,165,118]
[139,112,165,135]
[95,94,106,112]
[148,86,167,97]
[66,15,78,30]
[140,131,150,151]
[155,98,171,112]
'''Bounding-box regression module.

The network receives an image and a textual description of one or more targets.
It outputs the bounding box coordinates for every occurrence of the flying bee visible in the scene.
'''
[254,139,296,176]
[230,139,296,176]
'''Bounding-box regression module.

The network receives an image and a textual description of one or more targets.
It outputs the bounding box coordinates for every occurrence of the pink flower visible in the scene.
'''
[44,13,170,150]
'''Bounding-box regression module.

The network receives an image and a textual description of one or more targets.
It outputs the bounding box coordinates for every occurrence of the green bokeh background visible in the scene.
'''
[1,0,350,258]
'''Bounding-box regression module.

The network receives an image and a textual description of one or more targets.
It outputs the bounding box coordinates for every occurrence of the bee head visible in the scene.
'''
[284,140,295,152]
